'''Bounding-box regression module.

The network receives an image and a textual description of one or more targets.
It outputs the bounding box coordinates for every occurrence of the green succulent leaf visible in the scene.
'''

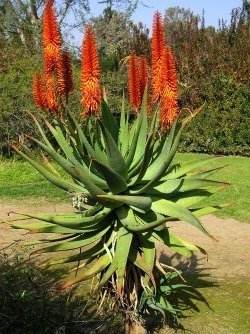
[97,195,152,213]
[98,121,128,180]
[27,136,104,188]
[138,233,156,286]
[41,235,113,267]
[192,203,230,217]
[141,178,225,196]
[60,253,111,289]
[154,228,201,258]
[10,221,87,234]
[151,198,212,238]
[13,146,83,193]
[129,134,154,182]
[129,243,155,286]
[161,158,216,181]
[13,207,111,230]
[66,108,106,163]
[119,94,129,156]
[72,166,107,196]
[116,227,133,292]
[117,206,170,232]
[92,159,127,194]
[168,185,229,208]
[129,90,148,170]
[33,224,111,254]
[100,225,133,291]
[101,100,119,144]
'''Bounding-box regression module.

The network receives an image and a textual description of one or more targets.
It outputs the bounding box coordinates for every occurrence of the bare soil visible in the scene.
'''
[0,203,249,279]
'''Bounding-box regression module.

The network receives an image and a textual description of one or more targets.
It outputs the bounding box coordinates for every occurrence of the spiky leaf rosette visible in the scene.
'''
[9,94,229,319]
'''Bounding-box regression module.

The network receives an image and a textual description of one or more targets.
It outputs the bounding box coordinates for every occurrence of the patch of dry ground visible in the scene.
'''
[0,203,249,278]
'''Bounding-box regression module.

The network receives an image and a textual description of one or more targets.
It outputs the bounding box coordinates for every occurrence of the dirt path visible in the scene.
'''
[0,203,249,279]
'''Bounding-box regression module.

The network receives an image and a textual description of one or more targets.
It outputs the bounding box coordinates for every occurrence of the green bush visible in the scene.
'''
[179,73,250,156]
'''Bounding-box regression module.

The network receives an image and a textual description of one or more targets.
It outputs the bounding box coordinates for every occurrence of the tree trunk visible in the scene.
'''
[125,320,147,334]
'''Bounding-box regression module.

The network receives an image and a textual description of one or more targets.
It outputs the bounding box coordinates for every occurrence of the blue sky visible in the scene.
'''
[65,1,243,46]
[88,0,243,28]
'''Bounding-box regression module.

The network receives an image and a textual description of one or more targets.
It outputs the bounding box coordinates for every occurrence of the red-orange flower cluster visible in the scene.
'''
[151,12,178,127]
[33,0,74,113]
[128,54,149,113]
[138,56,149,99]
[80,26,101,116]
[160,85,178,126]
[43,0,61,76]
[34,3,177,126]
[33,74,47,110]
[128,54,141,112]
[45,75,59,112]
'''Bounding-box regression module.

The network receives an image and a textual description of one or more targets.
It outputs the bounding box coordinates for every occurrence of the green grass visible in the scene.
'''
[0,158,69,204]
[154,276,250,334]
[175,277,250,334]
[174,153,250,222]
[0,153,249,221]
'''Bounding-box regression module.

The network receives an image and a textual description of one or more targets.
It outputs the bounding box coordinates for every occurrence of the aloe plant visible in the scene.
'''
[7,1,228,332]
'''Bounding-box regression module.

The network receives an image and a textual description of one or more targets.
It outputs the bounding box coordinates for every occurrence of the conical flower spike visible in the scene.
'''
[33,74,48,109]
[43,0,62,76]
[166,48,178,93]
[151,11,178,127]
[128,53,141,113]
[45,75,59,112]
[80,25,101,116]
[151,11,168,103]
[160,85,178,127]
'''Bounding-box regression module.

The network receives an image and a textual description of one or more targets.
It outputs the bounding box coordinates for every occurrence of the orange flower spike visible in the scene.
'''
[138,56,149,98]
[43,0,62,76]
[81,26,101,116]
[151,12,168,102]
[43,0,61,49]
[151,12,165,65]
[45,75,59,113]
[33,74,47,109]
[55,51,74,97]
[160,85,178,128]
[166,48,178,92]
[128,53,141,113]
[160,49,178,127]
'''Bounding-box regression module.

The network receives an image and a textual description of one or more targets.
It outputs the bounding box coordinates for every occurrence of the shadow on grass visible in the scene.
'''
[145,252,219,333]
[0,253,123,334]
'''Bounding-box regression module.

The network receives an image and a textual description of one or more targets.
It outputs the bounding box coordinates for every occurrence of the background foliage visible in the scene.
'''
[0,0,249,156]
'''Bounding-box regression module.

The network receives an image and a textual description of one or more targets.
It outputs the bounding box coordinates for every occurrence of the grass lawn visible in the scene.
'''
[174,153,250,222]
[0,153,249,221]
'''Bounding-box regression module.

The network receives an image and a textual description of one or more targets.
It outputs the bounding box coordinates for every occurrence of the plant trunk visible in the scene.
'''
[125,319,147,334]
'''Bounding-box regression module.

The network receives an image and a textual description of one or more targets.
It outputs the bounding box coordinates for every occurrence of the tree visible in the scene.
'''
[0,0,91,52]
[97,0,138,17]
[0,0,140,52]
[92,8,149,71]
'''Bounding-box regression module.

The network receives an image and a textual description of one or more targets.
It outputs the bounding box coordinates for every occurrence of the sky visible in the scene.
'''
[65,0,243,47]
[88,0,243,29]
